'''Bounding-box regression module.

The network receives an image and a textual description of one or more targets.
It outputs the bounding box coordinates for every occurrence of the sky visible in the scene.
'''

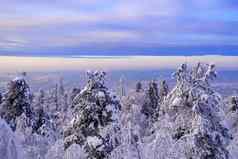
[0,0,238,56]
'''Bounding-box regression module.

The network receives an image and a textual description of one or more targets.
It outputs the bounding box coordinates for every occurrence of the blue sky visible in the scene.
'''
[0,0,238,56]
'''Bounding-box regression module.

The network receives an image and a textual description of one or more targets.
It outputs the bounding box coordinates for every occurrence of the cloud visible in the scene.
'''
[0,0,238,55]
[0,55,237,73]
[0,36,28,50]
[37,30,142,47]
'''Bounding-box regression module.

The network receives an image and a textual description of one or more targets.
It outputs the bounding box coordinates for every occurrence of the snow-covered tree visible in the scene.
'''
[229,96,238,112]
[57,77,69,112]
[69,87,81,104]
[118,75,126,99]
[38,89,45,106]
[226,95,238,158]
[31,90,53,136]
[59,77,65,96]
[64,71,121,159]
[0,62,235,159]
[191,93,231,158]
[0,92,2,104]
[159,80,169,103]
[136,81,143,93]
[0,74,32,131]
[141,80,159,122]
[116,89,149,159]
[54,83,59,111]
[157,63,232,159]
[192,62,207,80]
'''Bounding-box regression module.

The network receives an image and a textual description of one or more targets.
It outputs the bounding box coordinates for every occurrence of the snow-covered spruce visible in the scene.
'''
[158,80,169,104]
[0,92,2,104]
[190,63,231,158]
[64,71,121,159]
[31,89,48,134]
[156,63,232,159]
[141,80,160,122]
[228,96,238,112]
[118,75,126,99]
[0,74,33,131]
[136,81,143,93]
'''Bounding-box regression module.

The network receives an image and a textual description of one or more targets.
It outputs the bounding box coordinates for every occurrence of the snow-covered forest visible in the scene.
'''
[0,63,238,159]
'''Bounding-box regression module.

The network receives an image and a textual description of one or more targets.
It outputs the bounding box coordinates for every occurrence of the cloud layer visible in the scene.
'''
[0,0,238,55]
[0,55,237,73]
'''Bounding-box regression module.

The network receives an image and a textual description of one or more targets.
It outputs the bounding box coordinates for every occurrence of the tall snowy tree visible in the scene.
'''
[31,89,52,135]
[168,63,232,158]
[59,77,65,96]
[115,89,149,159]
[136,81,143,93]
[0,92,2,104]
[64,71,121,159]
[141,80,159,121]
[0,73,32,131]
[54,83,59,111]
[230,96,238,112]
[118,75,126,99]
[159,80,169,103]
[37,89,45,106]
[57,77,70,112]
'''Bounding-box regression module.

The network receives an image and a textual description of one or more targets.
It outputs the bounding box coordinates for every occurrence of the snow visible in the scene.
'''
[97,91,105,98]
[12,76,24,82]
[171,97,182,106]
[64,144,86,159]
[87,136,102,147]
[1,64,238,159]
[0,119,24,159]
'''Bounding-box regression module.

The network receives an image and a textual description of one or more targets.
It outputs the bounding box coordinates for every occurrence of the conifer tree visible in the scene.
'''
[171,63,232,158]
[64,71,121,159]
[118,75,126,99]
[159,80,169,103]
[141,80,159,121]
[135,81,143,93]
[0,73,32,131]
[230,96,238,112]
